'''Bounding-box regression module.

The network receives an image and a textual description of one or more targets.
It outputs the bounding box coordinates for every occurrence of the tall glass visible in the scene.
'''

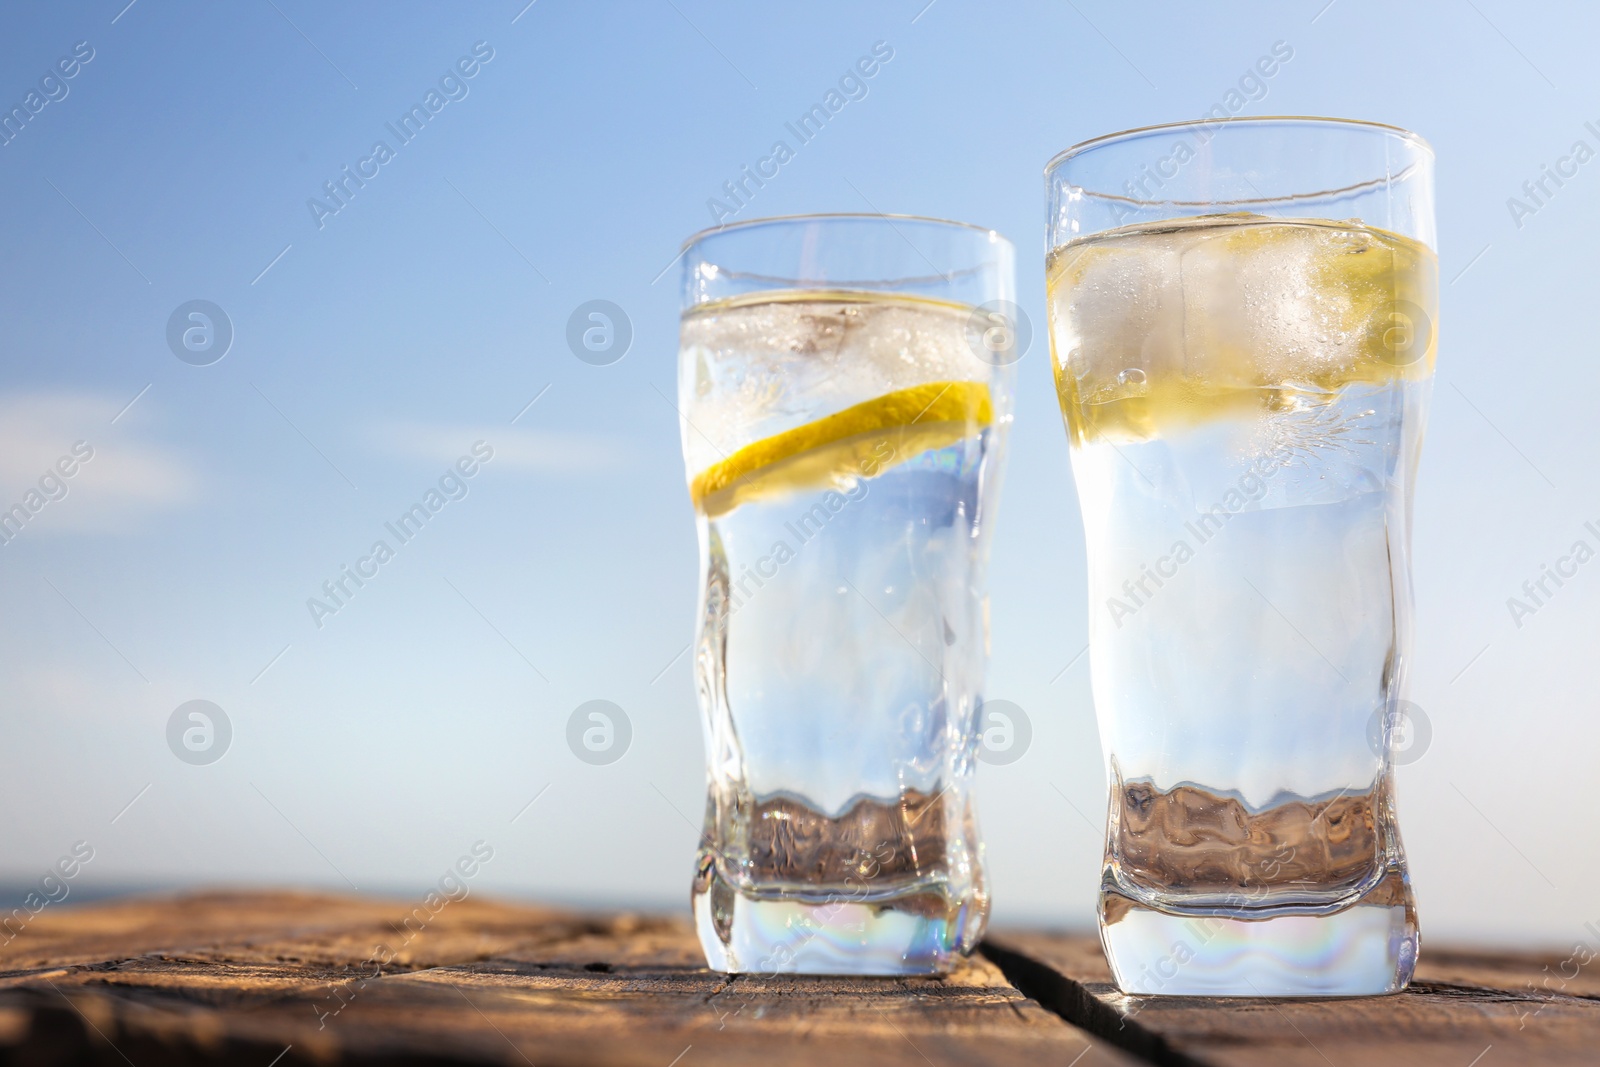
[1045,118,1436,996]
[678,214,1016,974]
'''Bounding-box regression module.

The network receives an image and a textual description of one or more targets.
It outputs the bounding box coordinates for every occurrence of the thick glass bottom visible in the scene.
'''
[692,869,982,975]
[1099,875,1419,996]
[690,788,988,975]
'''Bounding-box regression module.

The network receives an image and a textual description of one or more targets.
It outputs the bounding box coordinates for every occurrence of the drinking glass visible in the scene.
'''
[678,214,1016,974]
[1045,118,1436,995]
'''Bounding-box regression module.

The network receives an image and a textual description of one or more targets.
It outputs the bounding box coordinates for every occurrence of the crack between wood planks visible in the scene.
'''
[1413,979,1600,1006]
[979,939,1213,1067]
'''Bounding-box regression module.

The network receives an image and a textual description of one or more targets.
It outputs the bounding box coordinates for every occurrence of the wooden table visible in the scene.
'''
[0,892,1591,1065]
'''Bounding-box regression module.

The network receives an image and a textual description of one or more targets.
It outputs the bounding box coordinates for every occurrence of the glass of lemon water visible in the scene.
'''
[1046,118,1437,996]
[677,214,1017,974]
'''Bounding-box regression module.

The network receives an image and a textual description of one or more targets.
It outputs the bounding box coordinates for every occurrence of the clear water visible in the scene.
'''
[680,293,1008,974]
[1076,379,1425,813]
[1050,215,1435,995]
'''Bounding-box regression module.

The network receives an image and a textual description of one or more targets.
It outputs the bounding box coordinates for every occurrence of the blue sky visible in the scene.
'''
[1,0,1597,946]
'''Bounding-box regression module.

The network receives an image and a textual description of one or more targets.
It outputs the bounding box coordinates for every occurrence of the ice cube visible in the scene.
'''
[1048,226,1187,396]
[679,296,984,472]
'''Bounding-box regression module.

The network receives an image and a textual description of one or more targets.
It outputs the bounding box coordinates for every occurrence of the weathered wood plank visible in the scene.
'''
[988,930,1600,1067]
[0,893,1133,1066]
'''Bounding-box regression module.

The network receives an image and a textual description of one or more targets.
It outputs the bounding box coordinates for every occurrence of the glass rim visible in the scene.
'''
[1044,115,1435,178]
[678,211,1012,255]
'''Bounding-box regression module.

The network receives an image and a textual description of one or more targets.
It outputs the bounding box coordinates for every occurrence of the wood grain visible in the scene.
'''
[987,930,1600,1067]
[6,892,1596,1066]
[0,892,1131,1066]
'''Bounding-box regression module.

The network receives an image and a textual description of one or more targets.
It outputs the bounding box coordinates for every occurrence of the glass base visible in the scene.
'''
[692,878,980,975]
[1099,875,1419,996]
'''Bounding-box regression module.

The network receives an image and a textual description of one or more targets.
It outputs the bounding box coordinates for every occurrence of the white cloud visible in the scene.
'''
[360,420,630,473]
[0,391,198,536]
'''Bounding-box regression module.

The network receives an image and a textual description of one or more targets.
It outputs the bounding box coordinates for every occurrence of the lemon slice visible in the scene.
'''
[690,381,992,517]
